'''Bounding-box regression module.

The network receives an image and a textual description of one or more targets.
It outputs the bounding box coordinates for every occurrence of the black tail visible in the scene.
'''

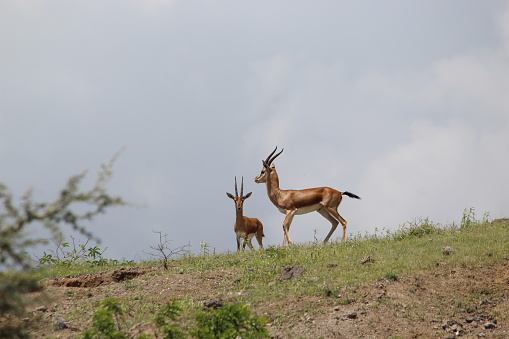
[343,191,361,200]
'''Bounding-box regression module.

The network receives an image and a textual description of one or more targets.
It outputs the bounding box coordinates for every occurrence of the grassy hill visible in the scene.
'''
[8,214,509,338]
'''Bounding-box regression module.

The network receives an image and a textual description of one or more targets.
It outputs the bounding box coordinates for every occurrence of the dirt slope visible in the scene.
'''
[21,262,509,338]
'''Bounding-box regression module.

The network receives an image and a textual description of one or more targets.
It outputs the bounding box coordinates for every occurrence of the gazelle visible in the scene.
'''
[254,147,360,247]
[226,177,264,251]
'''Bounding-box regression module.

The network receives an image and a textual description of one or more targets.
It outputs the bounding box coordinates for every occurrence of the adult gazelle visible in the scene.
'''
[254,147,360,247]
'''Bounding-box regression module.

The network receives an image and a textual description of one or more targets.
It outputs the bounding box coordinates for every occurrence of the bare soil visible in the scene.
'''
[22,263,509,338]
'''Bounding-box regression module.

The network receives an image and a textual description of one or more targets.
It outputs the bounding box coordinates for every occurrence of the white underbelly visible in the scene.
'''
[236,231,254,240]
[278,203,322,215]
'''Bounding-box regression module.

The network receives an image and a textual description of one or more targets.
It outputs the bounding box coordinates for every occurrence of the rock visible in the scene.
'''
[465,316,475,323]
[346,312,357,319]
[483,322,497,329]
[35,306,48,313]
[203,298,223,309]
[442,246,457,255]
[360,255,374,264]
[54,316,68,330]
[280,266,304,280]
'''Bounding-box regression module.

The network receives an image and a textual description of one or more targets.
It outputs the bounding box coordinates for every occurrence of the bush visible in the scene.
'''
[154,300,186,339]
[81,299,269,339]
[392,217,439,240]
[190,303,269,339]
[0,154,127,337]
[79,298,126,339]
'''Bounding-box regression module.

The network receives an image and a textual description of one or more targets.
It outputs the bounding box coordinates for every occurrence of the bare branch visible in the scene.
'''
[144,231,190,269]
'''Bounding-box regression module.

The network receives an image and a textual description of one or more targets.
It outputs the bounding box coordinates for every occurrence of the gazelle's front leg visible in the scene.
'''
[245,236,255,250]
[282,211,295,247]
[236,234,241,251]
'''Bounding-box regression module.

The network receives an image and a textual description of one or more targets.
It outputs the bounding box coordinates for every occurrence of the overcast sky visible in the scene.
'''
[1,1,508,260]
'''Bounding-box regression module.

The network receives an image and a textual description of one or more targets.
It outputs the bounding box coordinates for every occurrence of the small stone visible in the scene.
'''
[203,298,223,309]
[360,255,374,264]
[442,246,457,255]
[346,312,357,319]
[280,266,304,280]
[35,306,48,313]
[465,315,475,323]
[55,316,68,330]
[483,322,496,329]
[465,316,475,323]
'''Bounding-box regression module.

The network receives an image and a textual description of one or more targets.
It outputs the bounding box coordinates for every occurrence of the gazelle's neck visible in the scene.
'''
[235,208,245,225]
[265,168,281,205]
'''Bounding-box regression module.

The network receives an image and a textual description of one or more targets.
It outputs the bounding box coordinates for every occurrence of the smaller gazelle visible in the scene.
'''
[226,177,264,251]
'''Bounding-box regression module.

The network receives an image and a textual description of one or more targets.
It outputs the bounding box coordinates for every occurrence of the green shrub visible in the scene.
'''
[154,300,186,339]
[80,298,269,339]
[384,272,399,281]
[190,303,269,339]
[0,153,127,338]
[79,298,126,339]
[392,217,439,240]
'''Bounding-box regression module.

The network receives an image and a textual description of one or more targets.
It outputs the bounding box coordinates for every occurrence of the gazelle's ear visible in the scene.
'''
[226,193,235,199]
[244,192,252,199]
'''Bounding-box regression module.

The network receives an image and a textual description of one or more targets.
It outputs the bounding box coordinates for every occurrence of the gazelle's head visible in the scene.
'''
[254,147,283,184]
[226,177,252,211]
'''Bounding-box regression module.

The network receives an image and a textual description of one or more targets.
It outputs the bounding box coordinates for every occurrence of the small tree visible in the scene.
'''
[144,231,190,269]
[0,153,127,337]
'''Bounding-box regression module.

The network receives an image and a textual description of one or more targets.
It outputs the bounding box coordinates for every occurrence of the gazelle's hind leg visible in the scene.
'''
[282,211,295,247]
[325,207,347,241]
[255,228,264,249]
[317,207,339,243]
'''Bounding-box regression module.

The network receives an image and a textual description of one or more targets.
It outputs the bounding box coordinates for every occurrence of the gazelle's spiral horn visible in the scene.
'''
[267,147,284,166]
[264,146,278,164]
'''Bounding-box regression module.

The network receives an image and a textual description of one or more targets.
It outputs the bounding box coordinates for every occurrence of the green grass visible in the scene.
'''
[20,214,509,337]
[33,216,509,301]
[170,217,508,302]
